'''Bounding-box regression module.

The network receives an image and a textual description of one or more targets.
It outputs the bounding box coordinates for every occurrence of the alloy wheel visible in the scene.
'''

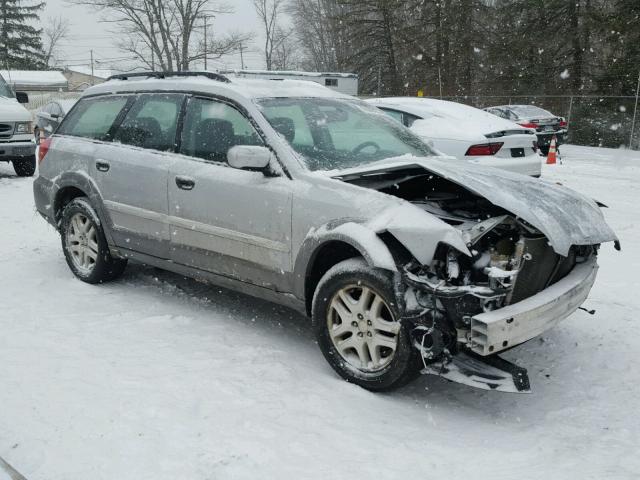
[327,285,400,372]
[66,212,99,274]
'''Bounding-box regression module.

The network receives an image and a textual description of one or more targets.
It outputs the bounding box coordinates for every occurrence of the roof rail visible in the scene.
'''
[106,71,231,83]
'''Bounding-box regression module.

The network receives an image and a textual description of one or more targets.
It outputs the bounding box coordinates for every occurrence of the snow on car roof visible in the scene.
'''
[83,74,348,101]
[56,98,79,113]
[368,97,493,120]
[367,97,528,134]
[491,104,554,116]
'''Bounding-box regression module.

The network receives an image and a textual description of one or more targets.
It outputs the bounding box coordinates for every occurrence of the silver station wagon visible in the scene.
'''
[34,72,618,393]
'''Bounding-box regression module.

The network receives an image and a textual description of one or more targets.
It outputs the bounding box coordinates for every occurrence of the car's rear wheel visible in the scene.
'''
[60,197,127,283]
[12,157,36,177]
[312,258,421,391]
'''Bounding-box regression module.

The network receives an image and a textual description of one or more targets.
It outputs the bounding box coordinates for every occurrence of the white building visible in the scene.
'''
[63,65,114,91]
[0,70,68,92]
[220,70,359,96]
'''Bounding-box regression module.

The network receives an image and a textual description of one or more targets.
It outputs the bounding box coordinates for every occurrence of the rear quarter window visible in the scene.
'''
[58,95,129,141]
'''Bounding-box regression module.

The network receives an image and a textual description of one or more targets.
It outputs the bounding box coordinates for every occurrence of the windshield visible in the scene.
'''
[0,74,15,98]
[257,97,435,171]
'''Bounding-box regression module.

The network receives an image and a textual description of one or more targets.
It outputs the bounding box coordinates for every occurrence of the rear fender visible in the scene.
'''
[52,171,117,246]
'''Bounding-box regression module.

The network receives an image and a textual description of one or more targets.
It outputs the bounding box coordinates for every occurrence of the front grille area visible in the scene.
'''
[0,123,14,139]
[508,237,579,305]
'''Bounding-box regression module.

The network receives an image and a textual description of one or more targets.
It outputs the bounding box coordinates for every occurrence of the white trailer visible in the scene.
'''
[220,70,358,96]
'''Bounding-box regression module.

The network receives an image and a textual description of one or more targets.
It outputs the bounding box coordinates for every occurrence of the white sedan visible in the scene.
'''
[367,97,542,176]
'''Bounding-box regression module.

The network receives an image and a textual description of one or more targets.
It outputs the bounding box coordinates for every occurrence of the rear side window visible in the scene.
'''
[380,108,404,124]
[58,95,129,141]
[404,112,421,127]
[50,103,63,117]
[113,93,184,152]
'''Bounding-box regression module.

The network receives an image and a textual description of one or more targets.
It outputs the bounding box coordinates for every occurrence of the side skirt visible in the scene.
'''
[116,247,307,316]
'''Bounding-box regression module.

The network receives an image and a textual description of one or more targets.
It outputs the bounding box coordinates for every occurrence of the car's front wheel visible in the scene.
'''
[12,157,36,177]
[312,258,421,391]
[60,197,127,283]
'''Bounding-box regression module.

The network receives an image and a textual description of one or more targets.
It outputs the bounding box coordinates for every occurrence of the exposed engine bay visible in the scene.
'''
[339,166,600,392]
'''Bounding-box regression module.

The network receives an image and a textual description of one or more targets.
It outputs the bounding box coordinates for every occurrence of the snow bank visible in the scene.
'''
[0,145,638,479]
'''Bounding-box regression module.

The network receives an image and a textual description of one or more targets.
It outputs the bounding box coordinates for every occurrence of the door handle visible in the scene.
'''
[175,175,195,190]
[95,160,110,172]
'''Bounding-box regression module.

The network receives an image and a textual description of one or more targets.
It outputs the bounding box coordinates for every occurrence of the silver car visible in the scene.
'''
[34,72,618,393]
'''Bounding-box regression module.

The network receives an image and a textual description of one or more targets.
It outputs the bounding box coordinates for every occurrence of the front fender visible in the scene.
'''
[292,220,398,301]
[366,204,471,264]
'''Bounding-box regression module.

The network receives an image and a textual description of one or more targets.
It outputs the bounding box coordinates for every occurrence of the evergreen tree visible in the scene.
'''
[0,0,45,70]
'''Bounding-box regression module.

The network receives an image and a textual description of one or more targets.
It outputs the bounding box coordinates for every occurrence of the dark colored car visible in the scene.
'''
[484,105,567,155]
[34,98,78,144]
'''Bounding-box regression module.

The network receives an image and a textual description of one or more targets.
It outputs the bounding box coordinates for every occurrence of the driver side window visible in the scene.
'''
[180,97,264,163]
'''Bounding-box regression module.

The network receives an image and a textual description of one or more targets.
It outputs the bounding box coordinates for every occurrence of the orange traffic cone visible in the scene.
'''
[546,135,557,164]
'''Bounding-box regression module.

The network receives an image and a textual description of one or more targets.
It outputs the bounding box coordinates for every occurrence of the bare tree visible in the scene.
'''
[271,26,297,70]
[67,0,249,71]
[288,0,349,72]
[252,0,290,70]
[42,16,70,68]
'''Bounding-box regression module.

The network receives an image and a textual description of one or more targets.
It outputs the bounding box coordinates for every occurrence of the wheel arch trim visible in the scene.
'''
[293,221,399,313]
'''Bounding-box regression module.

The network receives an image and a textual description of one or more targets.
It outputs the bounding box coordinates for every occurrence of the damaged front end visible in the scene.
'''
[402,213,599,393]
[336,161,616,393]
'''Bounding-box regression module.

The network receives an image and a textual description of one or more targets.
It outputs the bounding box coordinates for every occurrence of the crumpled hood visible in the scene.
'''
[334,156,619,257]
[0,96,31,121]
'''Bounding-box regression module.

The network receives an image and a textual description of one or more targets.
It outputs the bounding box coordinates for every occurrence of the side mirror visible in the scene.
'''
[227,145,272,171]
[15,92,29,104]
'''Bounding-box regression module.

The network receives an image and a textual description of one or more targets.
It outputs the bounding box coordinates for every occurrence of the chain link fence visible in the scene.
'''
[430,95,639,150]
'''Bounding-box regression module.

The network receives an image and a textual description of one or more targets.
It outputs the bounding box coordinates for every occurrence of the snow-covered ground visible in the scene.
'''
[0,146,639,479]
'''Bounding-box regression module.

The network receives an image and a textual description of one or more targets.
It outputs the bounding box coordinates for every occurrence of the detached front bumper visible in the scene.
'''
[469,256,598,356]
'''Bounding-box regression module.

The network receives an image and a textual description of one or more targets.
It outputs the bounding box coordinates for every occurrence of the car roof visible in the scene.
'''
[366,97,488,119]
[82,73,348,103]
[488,104,553,114]
[367,97,530,135]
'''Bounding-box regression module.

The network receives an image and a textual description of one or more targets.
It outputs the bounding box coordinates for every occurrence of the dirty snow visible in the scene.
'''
[1,145,639,479]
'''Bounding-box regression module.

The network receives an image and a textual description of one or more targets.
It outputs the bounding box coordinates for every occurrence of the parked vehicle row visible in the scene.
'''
[484,104,567,155]
[367,97,542,176]
[34,72,618,393]
[34,98,78,144]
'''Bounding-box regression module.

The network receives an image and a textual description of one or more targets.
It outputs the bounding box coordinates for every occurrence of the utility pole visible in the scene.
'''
[151,49,155,71]
[239,42,245,70]
[203,15,208,70]
[630,70,640,150]
[90,49,94,85]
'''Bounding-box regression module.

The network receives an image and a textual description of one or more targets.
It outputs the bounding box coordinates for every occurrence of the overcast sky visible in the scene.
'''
[44,0,268,72]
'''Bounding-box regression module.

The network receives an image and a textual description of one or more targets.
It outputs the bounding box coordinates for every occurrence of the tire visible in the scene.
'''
[312,258,421,391]
[60,197,127,284]
[539,145,549,156]
[12,157,36,177]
